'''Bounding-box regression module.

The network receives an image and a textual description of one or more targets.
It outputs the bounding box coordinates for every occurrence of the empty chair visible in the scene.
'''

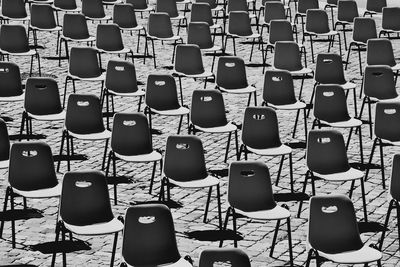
[0,62,24,102]
[220,161,293,266]
[294,0,319,38]
[0,142,61,248]
[189,90,239,163]
[363,0,386,17]
[0,0,29,23]
[0,25,41,77]
[81,0,111,22]
[345,17,377,76]
[126,0,155,18]
[324,0,338,29]
[20,78,65,139]
[305,195,382,266]
[53,0,80,24]
[144,74,189,134]
[199,248,251,267]
[379,7,400,38]
[216,56,257,106]
[57,94,111,172]
[51,170,123,267]
[259,1,290,34]
[119,204,193,267]
[159,135,222,229]
[106,113,162,204]
[156,0,187,35]
[190,2,223,38]
[334,0,359,50]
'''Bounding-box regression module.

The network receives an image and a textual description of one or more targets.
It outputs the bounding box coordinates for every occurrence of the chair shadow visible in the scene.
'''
[106,175,133,185]
[358,221,388,234]
[30,239,91,254]
[185,229,243,243]
[0,208,43,221]
[9,134,47,141]
[273,192,310,202]
[349,162,381,171]
[52,154,88,162]
[209,168,229,178]
[286,141,307,149]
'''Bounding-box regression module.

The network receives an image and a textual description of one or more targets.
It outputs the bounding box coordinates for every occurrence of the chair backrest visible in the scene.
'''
[273,41,303,72]
[382,7,400,31]
[24,77,63,116]
[174,44,205,75]
[121,204,182,266]
[366,0,386,13]
[69,47,102,78]
[308,195,363,254]
[352,17,377,44]
[96,23,124,52]
[148,12,174,38]
[313,85,351,123]
[306,9,330,33]
[8,142,58,192]
[363,65,397,100]
[126,0,149,9]
[111,113,153,156]
[65,94,105,135]
[145,74,181,111]
[0,119,10,163]
[307,130,350,174]
[263,2,286,24]
[54,0,78,10]
[242,107,282,149]
[105,60,139,94]
[390,154,400,202]
[297,0,319,14]
[337,0,359,22]
[187,22,214,50]
[81,0,106,19]
[60,170,114,226]
[1,0,27,19]
[163,135,208,182]
[113,4,139,29]
[227,0,248,13]
[374,101,400,142]
[263,69,297,105]
[190,89,228,128]
[228,11,253,36]
[190,3,214,26]
[228,161,276,212]
[268,19,294,44]
[62,13,90,40]
[196,0,218,9]
[156,0,179,17]
[216,56,248,89]
[0,25,30,53]
[30,4,57,30]
[367,38,396,67]
[315,53,347,85]
[199,248,251,267]
[0,62,23,97]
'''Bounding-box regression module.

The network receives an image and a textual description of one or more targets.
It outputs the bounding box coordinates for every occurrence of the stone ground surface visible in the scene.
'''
[1,0,400,266]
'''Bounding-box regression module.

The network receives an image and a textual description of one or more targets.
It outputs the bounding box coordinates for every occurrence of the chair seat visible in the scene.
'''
[123,256,192,267]
[349,40,367,47]
[392,63,400,71]
[63,217,123,236]
[85,15,112,21]
[68,129,111,140]
[195,122,237,133]
[0,49,37,57]
[170,15,186,21]
[168,174,219,188]
[119,25,144,32]
[288,67,313,76]
[202,45,223,53]
[0,14,29,21]
[321,117,362,128]
[228,32,260,39]
[234,205,290,220]
[97,47,132,54]
[318,244,382,264]
[68,71,106,82]
[53,6,81,12]
[0,159,8,169]
[379,137,400,146]
[148,34,182,42]
[61,34,96,43]
[380,28,400,34]
[218,85,256,94]
[13,183,61,198]
[210,23,223,30]
[151,106,189,116]
[136,6,155,12]
[247,144,292,156]
[341,81,356,90]
[28,110,66,121]
[211,5,224,12]
[369,94,400,103]
[305,30,339,37]
[174,69,214,79]
[0,93,24,102]
[114,150,162,162]
[107,88,145,97]
[30,25,62,32]
[268,100,306,110]
[313,167,364,182]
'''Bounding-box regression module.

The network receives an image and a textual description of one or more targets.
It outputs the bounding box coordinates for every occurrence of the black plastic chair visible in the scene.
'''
[294,0,319,40]
[51,170,123,267]
[1,142,61,248]
[159,135,222,229]
[379,7,400,38]
[199,248,251,267]
[53,0,80,25]
[363,0,386,17]
[260,1,290,34]
[126,0,155,18]
[189,89,238,163]
[305,195,382,266]
[20,77,65,139]
[106,113,162,204]
[57,94,111,172]
[0,0,29,23]
[334,0,359,51]
[190,2,223,37]
[0,25,41,77]
[119,204,193,267]
[0,62,24,103]
[0,118,10,169]
[156,0,187,35]
[144,74,189,134]
[324,0,338,29]
[220,161,293,266]
[81,0,111,22]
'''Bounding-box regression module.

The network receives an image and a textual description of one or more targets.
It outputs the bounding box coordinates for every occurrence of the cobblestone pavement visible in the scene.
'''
[1,0,400,266]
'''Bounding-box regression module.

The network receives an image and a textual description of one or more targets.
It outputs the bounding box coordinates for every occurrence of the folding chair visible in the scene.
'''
[119,204,193,267]
[334,0,359,50]
[363,0,386,17]
[81,0,111,23]
[262,69,307,141]
[189,89,238,163]
[0,0,29,23]
[216,56,257,106]
[57,94,111,172]
[305,195,382,267]
[0,142,61,248]
[199,248,251,267]
[159,135,222,229]
[220,161,293,266]
[379,7,400,38]
[106,113,162,204]
[345,17,377,76]
[298,130,368,221]
[0,25,41,77]
[144,74,189,134]
[155,0,187,35]
[0,62,24,102]
[51,170,123,267]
